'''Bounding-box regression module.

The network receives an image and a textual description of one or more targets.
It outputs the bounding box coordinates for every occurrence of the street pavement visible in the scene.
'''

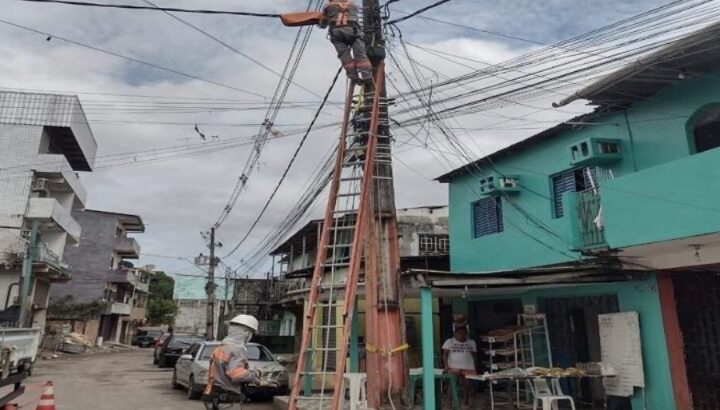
[9,348,274,410]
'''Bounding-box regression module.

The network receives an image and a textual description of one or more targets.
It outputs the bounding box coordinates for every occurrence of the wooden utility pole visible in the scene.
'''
[362,0,408,406]
[206,227,216,341]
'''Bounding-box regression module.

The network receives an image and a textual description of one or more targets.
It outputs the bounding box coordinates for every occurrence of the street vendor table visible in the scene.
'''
[466,373,614,410]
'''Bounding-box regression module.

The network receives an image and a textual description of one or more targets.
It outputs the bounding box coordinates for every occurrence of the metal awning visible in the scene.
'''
[401,261,632,296]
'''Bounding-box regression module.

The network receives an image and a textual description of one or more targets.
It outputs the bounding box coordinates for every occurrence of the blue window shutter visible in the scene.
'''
[552,171,576,218]
[473,197,503,237]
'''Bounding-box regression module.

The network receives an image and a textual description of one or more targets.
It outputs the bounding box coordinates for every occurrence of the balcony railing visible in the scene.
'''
[576,191,607,249]
[35,243,72,279]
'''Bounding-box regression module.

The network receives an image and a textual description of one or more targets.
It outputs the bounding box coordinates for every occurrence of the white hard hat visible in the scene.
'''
[229,314,259,332]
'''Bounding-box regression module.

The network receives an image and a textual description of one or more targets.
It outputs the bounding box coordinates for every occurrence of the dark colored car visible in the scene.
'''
[157,334,204,368]
[132,328,163,348]
[153,332,171,365]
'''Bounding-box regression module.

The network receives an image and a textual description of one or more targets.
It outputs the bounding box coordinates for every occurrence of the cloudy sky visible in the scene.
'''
[0,0,675,293]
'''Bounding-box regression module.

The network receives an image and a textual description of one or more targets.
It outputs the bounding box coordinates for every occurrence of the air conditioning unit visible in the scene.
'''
[32,178,49,191]
[479,173,520,196]
[569,138,622,166]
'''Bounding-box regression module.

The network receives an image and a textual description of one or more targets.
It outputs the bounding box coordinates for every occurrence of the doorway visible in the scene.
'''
[542,295,620,408]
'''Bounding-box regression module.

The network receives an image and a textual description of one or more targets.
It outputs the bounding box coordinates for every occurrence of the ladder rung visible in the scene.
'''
[337,192,360,197]
[314,302,343,307]
[330,225,355,230]
[310,324,344,329]
[333,210,357,214]
[340,176,362,181]
[321,262,350,267]
[326,243,352,248]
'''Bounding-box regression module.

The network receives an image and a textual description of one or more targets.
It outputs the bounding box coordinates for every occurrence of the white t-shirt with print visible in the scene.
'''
[442,337,477,370]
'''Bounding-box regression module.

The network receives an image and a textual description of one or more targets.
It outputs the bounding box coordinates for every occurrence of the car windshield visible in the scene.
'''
[199,345,220,361]
[146,330,162,337]
[246,345,274,361]
[169,335,204,348]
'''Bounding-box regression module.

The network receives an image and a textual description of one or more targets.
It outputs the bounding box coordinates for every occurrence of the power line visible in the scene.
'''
[385,0,451,25]
[0,18,266,98]
[221,67,343,259]
[15,0,281,17]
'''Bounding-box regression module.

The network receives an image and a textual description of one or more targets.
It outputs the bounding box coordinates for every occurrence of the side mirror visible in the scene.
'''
[180,354,193,361]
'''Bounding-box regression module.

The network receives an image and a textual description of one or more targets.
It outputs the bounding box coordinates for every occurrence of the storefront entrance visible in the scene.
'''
[542,295,621,408]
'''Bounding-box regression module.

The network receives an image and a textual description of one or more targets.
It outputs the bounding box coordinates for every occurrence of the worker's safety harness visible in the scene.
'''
[325,0,355,28]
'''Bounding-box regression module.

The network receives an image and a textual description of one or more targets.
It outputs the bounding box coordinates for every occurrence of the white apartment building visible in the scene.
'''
[0,91,97,329]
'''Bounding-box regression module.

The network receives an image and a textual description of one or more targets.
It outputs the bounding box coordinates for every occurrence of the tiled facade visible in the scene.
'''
[0,91,96,330]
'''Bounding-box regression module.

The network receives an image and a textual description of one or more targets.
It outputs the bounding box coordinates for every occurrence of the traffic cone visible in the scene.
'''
[35,381,56,410]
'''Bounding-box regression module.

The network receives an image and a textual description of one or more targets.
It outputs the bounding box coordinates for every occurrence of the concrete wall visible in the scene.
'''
[174,299,221,338]
[447,68,720,273]
[51,211,138,303]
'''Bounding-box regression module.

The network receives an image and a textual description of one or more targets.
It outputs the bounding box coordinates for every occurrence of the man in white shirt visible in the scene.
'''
[442,326,477,406]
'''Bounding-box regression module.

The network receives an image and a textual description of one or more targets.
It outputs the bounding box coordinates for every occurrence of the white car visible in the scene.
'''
[172,341,289,400]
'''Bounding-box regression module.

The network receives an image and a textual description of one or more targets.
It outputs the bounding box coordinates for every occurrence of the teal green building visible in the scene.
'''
[422,23,720,410]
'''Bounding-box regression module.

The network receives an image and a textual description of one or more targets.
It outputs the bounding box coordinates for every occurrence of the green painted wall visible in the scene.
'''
[602,147,720,248]
[447,69,720,272]
[450,279,674,410]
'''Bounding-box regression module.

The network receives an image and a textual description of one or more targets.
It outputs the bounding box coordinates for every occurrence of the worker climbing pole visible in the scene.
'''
[282,0,408,408]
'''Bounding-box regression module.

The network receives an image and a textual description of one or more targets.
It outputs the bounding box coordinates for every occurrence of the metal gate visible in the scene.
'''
[673,272,720,410]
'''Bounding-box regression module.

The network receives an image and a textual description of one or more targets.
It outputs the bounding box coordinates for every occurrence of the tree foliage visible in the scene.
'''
[147,271,178,325]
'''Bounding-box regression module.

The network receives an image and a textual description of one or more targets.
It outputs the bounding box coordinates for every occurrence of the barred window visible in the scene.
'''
[418,234,450,255]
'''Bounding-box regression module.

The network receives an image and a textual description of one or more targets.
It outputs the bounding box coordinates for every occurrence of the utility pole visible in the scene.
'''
[205,227,216,341]
[18,219,39,327]
[361,0,408,406]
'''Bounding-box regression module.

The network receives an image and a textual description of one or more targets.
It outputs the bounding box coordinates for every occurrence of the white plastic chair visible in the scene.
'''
[527,379,576,410]
[339,372,368,410]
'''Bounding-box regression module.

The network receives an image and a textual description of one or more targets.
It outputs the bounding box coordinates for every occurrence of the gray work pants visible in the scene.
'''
[330,25,372,81]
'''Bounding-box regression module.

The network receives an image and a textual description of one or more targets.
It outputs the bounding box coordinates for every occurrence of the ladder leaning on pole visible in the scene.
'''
[288,64,388,410]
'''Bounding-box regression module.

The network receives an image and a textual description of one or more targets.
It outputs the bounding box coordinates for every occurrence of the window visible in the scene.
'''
[246,345,275,362]
[551,167,597,218]
[418,234,450,255]
[472,197,503,238]
[692,106,720,153]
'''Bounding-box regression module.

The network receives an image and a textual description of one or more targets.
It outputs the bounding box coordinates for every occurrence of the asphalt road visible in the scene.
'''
[8,348,274,410]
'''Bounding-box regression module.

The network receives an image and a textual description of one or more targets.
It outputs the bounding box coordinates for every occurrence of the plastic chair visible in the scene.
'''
[527,379,576,410]
[339,372,368,410]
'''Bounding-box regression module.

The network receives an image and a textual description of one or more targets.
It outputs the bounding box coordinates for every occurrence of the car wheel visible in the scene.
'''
[158,356,167,368]
[187,375,202,400]
[172,369,182,390]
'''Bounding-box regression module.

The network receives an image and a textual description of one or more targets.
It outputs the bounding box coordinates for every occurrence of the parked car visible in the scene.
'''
[157,333,204,368]
[132,328,163,348]
[172,341,289,400]
[153,332,172,365]
[172,341,220,399]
